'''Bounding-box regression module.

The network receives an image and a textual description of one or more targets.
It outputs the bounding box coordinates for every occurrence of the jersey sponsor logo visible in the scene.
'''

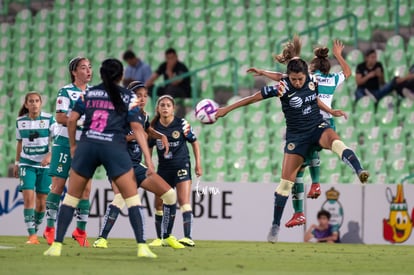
[287,142,296,151]
[302,106,311,115]
[289,96,303,108]
[304,94,317,103]
[308,82,315,91]
[88,90,107,97]
[172,130,180,139]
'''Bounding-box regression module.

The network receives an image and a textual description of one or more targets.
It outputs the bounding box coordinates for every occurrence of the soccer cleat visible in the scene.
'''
[137,243,157,258]
[178,237,195,247]
[43,227,55,245]
[267,224,280,243]
[93,237,108,248]
[307,183,321,199]
[285,212,306,228]
[72,228,90,247]
[163,236,185,249]
[43,242,62,256]
[358,170,370,184]
[26,234,40,245]
[148,238,163,247]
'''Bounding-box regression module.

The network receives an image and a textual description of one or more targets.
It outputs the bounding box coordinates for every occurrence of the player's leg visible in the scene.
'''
[285,168,306,228]
[141,172,183,249]
[319,128,369,183]
[149,196,164,247]
[113,169,156,258]
[308,151,321,199]
[268,153,303,243]
[72,179,92,247]
[176,180,195,247]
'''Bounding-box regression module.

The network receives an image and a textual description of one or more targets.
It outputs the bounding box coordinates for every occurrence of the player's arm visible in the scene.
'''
[130,121,155,176]
[67,110,81,157]
[317,98,347,119]
[13,140,22,178]
[304,224,316,242]
[55,112,68,126]
[191,140,202,177]
[332,40,351,79]
[147,126,170,155]
[216,91,264,118]
[247,67,286,81]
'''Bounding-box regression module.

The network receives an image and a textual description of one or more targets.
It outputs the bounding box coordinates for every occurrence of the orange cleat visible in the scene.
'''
[307,183,321,199]
[43,227,55,245]
[285,212,306,228]
[26,234,40,245]
[72,228,90,247]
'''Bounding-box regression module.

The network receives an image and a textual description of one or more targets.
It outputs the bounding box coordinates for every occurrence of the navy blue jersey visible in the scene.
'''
[261,76,324,138]
[149,117,197,169]
[73,83,143,144]
[127,113,150,164]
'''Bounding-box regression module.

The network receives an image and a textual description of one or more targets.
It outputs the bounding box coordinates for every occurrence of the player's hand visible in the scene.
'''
[331,109,348,119]
[13,165,19,178]
[146,162,155,177]
[40,155,51,167]
[215,107,228,119]
[161,135,170,156]
[277,80,287,97]
[195,165,202,177]
[246,67,263,76]
[332,40,344,57]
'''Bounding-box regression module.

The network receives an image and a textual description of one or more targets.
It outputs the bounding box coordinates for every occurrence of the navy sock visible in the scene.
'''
[128,206,145,243]
[341,149,363,173]
[272,192,288,226]
[99,204,120,239]
[162,204,176,239]
[155,214,163,239]
[55,204,75,243]
[183,211,193,239]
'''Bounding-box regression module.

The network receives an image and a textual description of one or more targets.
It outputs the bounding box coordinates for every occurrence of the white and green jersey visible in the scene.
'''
[53,83,86,146]
[16,112,56,167]
[314,70,345,119]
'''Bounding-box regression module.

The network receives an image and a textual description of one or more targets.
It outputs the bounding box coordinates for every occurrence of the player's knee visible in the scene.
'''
[125,194,141,208]
[62,194,81,208]
[275,179,294,196]
[180,204,192,213]
[111,193,126,209]
[160,189,177,205]
[331,140,348,157]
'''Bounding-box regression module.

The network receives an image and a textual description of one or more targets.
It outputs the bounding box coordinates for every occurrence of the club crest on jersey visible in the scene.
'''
[289,96,303,108]
[308,82,315,91]
[172,130,180,139]
[287,143,296,150]
[39,120,46,128]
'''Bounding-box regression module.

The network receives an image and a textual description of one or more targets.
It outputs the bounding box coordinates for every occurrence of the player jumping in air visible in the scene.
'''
[93,81,185,249]
[148,95,202,247]
[44,59,157,258]
[247,40,352,228]
[216,36,368,243]
[14,92,56,244]
[44,57,93,246]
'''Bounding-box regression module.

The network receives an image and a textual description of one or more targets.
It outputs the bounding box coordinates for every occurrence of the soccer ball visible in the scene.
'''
[195,99,219,124]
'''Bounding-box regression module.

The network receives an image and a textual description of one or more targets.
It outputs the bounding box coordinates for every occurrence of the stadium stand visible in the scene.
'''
[0,0,412,183]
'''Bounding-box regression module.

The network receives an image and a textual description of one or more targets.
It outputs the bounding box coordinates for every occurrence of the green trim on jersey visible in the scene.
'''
[16,112,56,165]
[53,83,86,147]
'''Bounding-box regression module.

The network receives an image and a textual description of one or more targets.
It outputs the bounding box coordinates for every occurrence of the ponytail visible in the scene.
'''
[310,47,331,74]
[273,35,302,64]
[100,58,126,114]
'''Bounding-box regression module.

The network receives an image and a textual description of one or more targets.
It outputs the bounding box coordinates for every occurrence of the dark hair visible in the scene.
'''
[310,47,331,74]
[317,209,331,220]
[165,48,177,55]
[69,57,88,83]
[18,92,42,116]
[273,35,301,64]
[286,58,308,75]
[364,48,376,57]
[127,81,146,92]
[150,95,175,127]
[123,50,136,61]
[100,58,126,114]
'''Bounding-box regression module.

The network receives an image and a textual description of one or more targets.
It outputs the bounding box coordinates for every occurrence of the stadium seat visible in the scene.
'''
[369,1,392,30]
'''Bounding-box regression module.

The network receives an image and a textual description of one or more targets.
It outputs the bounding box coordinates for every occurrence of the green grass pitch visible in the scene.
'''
[0,236,412,275]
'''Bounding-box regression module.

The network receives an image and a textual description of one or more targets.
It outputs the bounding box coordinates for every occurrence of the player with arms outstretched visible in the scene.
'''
[93,81,184,249]
[14,92,56,244]
[44,59,157,258]
[216,36,368,242]
[148,95,202,247]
